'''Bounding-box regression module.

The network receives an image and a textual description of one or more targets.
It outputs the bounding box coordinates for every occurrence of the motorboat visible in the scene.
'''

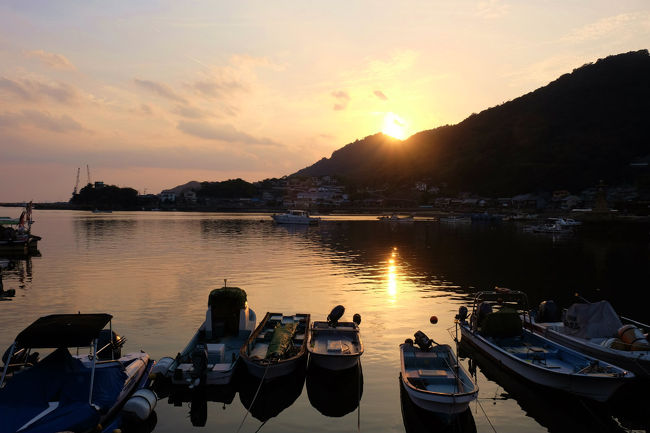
[0,314,155,433]
[153,284,256,387]
[0,203,40,254]
[271,210,319,225]
[400,331,478,414]
[458,290,634,402]
[307,305,363,371]
[527,299,650,378]
[240,312,310,380]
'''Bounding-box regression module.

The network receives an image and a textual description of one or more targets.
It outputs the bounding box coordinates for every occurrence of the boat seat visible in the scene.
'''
[327,340,342,352]
[418,369,448,377]
[211,363,232,371]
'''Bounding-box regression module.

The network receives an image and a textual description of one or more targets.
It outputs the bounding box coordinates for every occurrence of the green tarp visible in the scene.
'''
[266,322,297,359]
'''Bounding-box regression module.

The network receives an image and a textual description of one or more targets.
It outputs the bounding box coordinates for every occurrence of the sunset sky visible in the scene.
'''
[1,1,648,202]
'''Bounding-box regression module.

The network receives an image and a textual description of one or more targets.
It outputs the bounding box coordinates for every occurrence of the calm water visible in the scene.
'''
[1,208,649,433]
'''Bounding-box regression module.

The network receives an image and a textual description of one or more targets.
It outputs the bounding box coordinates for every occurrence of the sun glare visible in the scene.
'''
[382,112,408,140]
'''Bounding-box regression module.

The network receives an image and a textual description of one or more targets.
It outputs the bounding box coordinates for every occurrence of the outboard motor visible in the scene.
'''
[413,331,436,351]
[455,306,468,322]
[477,302,493,325]
[327,305,345,326]
[537,300,561,323]
[353,313,361,325]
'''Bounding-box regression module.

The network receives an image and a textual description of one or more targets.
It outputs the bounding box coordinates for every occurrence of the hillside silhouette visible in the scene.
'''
[294,50,650,195]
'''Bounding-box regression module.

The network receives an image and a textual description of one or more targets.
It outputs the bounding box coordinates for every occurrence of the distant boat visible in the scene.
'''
[458,290,634,402]
[0,203,40,253]
[240,312,310,380]
[92,209,113,213]
[307,305,363,371]
[439,215,471,224]
[271,210,319,225]
[378,213,414,223]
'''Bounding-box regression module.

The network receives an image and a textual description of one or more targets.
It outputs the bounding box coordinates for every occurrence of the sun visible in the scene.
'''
[382,112,408,140]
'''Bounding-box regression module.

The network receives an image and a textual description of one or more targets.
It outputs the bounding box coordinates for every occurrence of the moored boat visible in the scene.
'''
[240,312,310,380]
[271,210,319,225]
[458,290,634,402]
[400,330,478,414]
[307,305,363,371]
[153,284,256,387]
[0,203,40,253]
[0,314,154,433]
[527,299,650,378]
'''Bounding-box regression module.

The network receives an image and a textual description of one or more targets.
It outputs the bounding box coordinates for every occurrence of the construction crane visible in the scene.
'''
[73,167,80,195]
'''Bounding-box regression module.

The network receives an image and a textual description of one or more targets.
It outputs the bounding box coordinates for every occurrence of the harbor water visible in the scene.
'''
[1,209,649,432]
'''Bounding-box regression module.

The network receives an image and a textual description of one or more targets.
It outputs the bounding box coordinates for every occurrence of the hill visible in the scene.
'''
[294,50,650,195]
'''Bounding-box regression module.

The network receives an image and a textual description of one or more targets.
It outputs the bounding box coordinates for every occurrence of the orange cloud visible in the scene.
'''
[24,50,76,70]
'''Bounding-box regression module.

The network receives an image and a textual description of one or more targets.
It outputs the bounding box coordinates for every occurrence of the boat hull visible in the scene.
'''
[459,324,630,402]
[307,321,363,371]
[400,374,475,414]
[309,352,360,371]
[242,353,307,380]
[528,320,650,379]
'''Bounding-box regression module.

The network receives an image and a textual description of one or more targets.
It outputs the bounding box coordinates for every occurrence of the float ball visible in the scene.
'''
[430,316,438,324]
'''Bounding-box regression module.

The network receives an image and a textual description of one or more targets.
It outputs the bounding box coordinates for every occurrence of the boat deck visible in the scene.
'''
[402,350,469,393]
[249,314,307,360]
[310,324,361,355]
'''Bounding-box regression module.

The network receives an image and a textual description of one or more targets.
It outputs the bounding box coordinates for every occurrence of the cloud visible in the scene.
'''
[373,90,388,101]
[24,50,76,70]
[177,121,279,146]
[0,109,86,133]
[172,104,211,119]
[190,78,247,98]
[134,78,187,103]
[331,90,350,111]
[562,12,650,43]
[0,76,79,104]
[476,0,510,19]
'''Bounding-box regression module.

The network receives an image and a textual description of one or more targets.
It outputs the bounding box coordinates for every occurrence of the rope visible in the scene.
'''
[235,362,271,433]
[252,419,267,433]
[475,398,498,433]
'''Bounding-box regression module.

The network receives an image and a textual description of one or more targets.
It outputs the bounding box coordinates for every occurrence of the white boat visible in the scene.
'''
[528,300,650,378]
[400,337,478,414]
[307,306,363,371]
[551,217,582,226]
[0,314,154,433]
[271,210,319,225]
[458,290,634,402]
[0,203,40,253]
[154,285,256,387]
[240,312,310,380]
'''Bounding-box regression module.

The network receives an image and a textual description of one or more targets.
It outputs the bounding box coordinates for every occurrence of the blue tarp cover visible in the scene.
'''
[0,348,127,433]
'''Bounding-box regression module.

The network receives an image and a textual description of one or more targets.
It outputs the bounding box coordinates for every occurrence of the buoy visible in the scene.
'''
[429,315,438,324]
[122,389,157,421]
[618,325,649,351]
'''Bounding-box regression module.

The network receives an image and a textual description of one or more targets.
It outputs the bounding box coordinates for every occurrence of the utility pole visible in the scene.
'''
[86,165,92,186]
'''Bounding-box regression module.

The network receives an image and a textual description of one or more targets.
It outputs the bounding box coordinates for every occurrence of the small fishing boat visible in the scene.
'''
[0,314,155,433]
[378,213,414,223]
[0,203,40,253]
[528,299,650,378]
[271,210,319,225]
[400,330,478,414]
[307,305,363,371]
[458,290,634,402]
[153,284,257,387]
[240,312,310,380]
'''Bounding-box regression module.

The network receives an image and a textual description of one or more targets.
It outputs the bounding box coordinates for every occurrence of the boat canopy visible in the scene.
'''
[15,314,113,348]
[563,301,623,339]
[472,290,529,311]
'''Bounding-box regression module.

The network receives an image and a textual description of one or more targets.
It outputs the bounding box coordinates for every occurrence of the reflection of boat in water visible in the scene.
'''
[271,210,319,225]
[458,290,634,402]
[238,358,306,422]
[156,380,238,427]
[240,312,310,380]
[0,314,155,433]
[307,305,363,371]
[399,377,476,433]
[306,360,363,417]
[527,300,650,379]
[458,340,626,433]
[154,285,256,387]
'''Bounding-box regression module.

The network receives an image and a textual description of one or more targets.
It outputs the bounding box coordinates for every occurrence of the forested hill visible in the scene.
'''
[294,50,650,195]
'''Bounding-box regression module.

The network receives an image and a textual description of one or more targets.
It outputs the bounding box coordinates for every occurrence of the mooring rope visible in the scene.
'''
[475,398,498,433]
[235,362,271,433]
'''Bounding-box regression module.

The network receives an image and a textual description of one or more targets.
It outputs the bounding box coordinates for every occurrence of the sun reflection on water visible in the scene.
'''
[386,247,399,301]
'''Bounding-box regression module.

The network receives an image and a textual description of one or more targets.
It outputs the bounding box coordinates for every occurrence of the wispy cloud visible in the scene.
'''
[331,90,350,111]
[373,90,388,101]
[134,78,187,103]
[24,50,76,70]
[0,109,86,133]
[172,104,212,119]
[0,76,79,104]
[562,12,650,43]
[177,121,279,146]
[475,0,510,19]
